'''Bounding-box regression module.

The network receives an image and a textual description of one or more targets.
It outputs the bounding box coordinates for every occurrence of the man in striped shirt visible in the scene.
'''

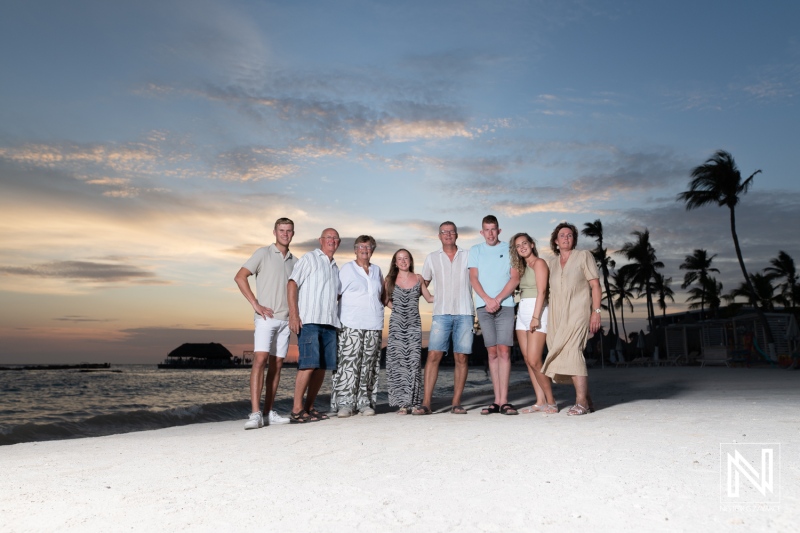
[287,228,342,423]
[413,221,474,415]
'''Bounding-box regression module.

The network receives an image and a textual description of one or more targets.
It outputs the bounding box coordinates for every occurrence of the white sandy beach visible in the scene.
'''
[1,367,798,532]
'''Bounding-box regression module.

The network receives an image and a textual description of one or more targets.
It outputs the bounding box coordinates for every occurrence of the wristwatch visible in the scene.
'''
[594,308,602,314]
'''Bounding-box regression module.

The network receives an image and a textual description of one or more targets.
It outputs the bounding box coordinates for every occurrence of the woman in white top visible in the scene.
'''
[331,235,385,418]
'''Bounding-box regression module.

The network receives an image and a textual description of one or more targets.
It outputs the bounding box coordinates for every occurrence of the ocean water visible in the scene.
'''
[0,364,514,446]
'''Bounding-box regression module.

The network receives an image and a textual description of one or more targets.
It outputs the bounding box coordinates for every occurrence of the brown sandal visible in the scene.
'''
[289,410,315,424]
[500,403,518,415]
[307,408,329,421]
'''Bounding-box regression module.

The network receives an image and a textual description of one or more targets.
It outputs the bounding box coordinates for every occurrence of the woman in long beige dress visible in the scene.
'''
[542,222,602,416]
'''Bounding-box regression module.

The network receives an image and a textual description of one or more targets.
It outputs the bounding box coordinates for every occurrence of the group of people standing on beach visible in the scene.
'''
[234,215,602,429]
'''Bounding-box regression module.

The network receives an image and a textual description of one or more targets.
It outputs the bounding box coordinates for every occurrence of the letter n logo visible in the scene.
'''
[720,443,780,505]
[727,448,773,496]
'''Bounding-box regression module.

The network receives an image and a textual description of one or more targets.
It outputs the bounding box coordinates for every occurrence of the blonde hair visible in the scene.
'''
[509,232,538,277]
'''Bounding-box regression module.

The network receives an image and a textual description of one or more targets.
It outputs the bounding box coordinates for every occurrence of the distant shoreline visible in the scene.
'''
[0,363,111,371]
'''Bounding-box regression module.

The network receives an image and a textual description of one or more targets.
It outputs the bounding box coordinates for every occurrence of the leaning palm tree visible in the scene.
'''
[679,249,719,319]
[654,273,675,318]
[582,219,618,337]
[617,229,663,332]
[677,150,775,351]
[764,250,798,308]
[609,269,635,342]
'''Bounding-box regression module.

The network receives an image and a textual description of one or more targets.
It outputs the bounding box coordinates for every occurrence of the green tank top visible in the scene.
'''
[520,266,538,299]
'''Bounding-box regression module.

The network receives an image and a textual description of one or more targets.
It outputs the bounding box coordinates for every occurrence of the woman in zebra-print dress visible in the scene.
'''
[384,249,433,414]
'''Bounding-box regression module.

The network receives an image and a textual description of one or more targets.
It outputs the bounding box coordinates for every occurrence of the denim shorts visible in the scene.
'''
[428,314,473,355]
[476,306,515,347]
[298,323,337,370]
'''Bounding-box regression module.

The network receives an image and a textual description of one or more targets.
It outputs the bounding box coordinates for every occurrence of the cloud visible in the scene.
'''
[438,145,694,216]
[737,62,799,102]
[0,261,163,284]
[352,118,473,144]
[53,316,116,323]
[225,243,265,257]
[210,147,299,182]
[570,148,692,192]
[493,199,582,216]
[289,237,409,256]
[532,90,624,118]
[663,60,799,111]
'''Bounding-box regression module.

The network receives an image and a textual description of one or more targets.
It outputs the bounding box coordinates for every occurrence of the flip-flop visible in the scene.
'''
[450,405,468,414]
[519,404,544,414]
[500,403,519,415]
[411,406,432,416]
[481,403,500,415]
[544,403,559,414]
[396,407,411,415]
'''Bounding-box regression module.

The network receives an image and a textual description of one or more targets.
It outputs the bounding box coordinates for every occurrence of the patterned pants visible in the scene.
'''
[330,327,382,411]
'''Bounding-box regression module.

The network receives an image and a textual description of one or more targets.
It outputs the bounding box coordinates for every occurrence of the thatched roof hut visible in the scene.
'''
[166,342,233,360]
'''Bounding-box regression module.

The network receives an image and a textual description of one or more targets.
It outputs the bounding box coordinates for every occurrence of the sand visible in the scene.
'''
[1,367,798,532]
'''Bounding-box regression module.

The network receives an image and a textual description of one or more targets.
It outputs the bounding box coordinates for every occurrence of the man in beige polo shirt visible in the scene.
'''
[235,217,297,429]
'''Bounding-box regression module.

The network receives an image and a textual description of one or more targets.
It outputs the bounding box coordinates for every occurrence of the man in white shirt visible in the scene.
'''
[413,221,474,415]
[287,228,341,423]
[235,218,297,429]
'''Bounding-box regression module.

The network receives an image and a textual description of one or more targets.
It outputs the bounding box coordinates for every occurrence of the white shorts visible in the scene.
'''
[254,317,291,358]
[515,298,548,334]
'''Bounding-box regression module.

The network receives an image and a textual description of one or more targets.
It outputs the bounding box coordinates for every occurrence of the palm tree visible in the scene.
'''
[654,273,675,317]
[686,277,723,318]
[677,150,775,351]
[609,269,635,343]
[679,249,719,319]
[764,250,798,308]
[617,229,663,332]
[728,273,780,312]
[582,219,618,337]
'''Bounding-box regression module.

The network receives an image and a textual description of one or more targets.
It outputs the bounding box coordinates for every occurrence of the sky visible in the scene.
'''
[1,0,798,363]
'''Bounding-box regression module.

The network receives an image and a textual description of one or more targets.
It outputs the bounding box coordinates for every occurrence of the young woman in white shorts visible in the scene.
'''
[510,233,558,414]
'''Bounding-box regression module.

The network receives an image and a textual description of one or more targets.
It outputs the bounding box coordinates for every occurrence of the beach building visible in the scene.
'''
[158,342,244,369]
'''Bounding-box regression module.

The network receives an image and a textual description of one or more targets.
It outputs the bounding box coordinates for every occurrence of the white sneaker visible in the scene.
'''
[360,407,375,416]
[267,410,290,425]
[337,408,352,418]
[244,411,263,430]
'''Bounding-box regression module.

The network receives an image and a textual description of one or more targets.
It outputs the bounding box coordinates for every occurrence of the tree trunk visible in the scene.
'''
[645,286,655,332]
[729,206,776,352]
[700,290,705,321]
[602,264,617,337]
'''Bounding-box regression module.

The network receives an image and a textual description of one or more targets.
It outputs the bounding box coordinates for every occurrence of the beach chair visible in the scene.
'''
[698,346,730,367]
[658,354,684,366]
